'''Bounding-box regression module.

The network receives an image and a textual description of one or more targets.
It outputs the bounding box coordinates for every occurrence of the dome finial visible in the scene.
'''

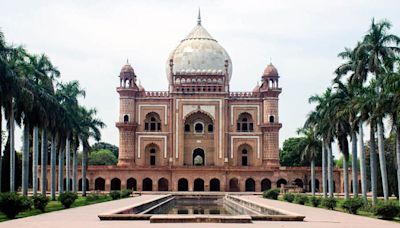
[197,8,201,25]
[126,58,129,64]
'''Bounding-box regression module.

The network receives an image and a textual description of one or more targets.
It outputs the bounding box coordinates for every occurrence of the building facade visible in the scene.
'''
[42,14,343,193]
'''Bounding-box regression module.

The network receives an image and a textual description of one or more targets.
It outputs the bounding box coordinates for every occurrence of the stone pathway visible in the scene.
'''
[0,194,398,228]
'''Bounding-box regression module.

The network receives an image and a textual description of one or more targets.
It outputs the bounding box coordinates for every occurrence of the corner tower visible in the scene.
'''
[116,61,138,166]
[260,63,282,167]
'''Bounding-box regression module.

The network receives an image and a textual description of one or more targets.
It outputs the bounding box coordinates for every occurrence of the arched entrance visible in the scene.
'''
[210,178,220,191]
[94,177,105,191]
[127,178,137,190]
[158,178,169,191]
[178,178,188,191]
[245,178,255,192]
[78,178,89,191]
[309,179,320,192]
[294,178,304,188]
[194,178,204,191]
[142,178,153,191]
[111,178,121,190]
[277,178,287,188]
[193,148,205,166]
[261,178,271,191]
[229,178,240,192]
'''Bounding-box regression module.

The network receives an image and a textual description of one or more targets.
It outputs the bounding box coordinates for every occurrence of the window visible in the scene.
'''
[150,148,156,166]
[207,124,213,133]
[184,124,190,132]
[269,116,275,123]
[123,115,129,123]
[237,113,254,132]
[144,112,161,131]
[194,122,204,133]
[241,149,248,166]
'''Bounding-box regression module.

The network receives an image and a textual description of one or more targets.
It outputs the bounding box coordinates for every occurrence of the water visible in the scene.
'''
[146,196,239,215]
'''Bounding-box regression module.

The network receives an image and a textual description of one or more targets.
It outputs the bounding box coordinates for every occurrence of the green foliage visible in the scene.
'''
[294,194,309,205]
[90,142,119,158]
[32,194,49,212]
[121,189,132,198]
[373,202,400,220]
[0,192,32,219]
[341,198,364,214]
[309,196,321,207]
[283,193,295,202]
[263,188,280,200]
[58,192,78,208]
[86,193,101,201]
[321,197,337,210]
[279,137,322,167]
[88,149,117,166]
[109,191,121,200]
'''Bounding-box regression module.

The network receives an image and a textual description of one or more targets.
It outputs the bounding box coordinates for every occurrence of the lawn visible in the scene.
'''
[0,195,112,222]
[276,195,400,223]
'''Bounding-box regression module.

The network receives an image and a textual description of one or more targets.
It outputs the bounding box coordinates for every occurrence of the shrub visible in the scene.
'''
[294,194,309,205]
[309,196,321,207]
[58,192,78,208]
[283,193,295,202]
[341,198,364,214]
[321,197,337,210]
[32,194,49,212]
[263,188,280,200]
[0,192,32,219]
[109,191,121,200]
[121,189,132,198]
[86,193,101,201]
[373,202,400,220]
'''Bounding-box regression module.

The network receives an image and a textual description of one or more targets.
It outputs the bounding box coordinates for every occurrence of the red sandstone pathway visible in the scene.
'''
[0,194,398,228]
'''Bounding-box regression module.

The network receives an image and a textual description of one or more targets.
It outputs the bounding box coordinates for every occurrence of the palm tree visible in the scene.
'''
[56,81,86,192]
[356,18,400,201]
[76,107,105,196]
[306,88,335,197]
[297,127,320,196]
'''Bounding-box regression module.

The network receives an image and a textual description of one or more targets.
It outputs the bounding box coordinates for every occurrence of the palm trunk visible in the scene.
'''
[72,145,77,192]
[322,141,327,197]
[358,122,367,203]
[327,142,334,197]
[65,137,70,192]
[369,124,378,205]
[377,121,388,201]
[50,134,57,200]
[32,126,39,195]
[40,128,48,195]
[0,108,2,192]
[396,125,400,205]
[82,146,88,196]
[9,100,15,192]
[343,154,349,199]
[58,146,64,194]
[311,159,315,196]
[351,131,358,197]
[22,121,30,196]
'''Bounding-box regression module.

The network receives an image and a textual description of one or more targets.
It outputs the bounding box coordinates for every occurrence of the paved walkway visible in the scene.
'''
[0,194,398,228]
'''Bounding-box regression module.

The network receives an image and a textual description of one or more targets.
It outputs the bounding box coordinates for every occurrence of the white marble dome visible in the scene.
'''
[166,15,232,83]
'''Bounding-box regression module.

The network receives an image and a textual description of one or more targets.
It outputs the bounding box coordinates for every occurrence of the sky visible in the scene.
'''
[1,0,400,157]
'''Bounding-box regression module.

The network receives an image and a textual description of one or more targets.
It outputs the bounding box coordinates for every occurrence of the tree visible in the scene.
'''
[297,127,321,196]
[88,149,117,166]
[90,142,119,158]
[356,18,400,201]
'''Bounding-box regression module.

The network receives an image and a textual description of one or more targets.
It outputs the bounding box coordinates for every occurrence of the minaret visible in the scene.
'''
[260,62,282,167]
[116,61,138,166]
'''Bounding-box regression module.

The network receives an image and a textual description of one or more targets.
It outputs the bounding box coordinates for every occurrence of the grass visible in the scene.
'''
[0,195,113,222]
[276,195,400,223]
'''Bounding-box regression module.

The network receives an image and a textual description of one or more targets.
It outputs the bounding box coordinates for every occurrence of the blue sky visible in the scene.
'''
[1,0,400,157]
